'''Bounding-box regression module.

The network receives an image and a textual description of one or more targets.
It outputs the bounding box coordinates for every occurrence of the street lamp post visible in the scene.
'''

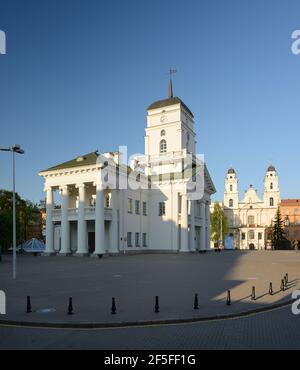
[0,144,25,279]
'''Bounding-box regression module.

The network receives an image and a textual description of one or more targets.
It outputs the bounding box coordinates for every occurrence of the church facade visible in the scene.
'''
[222,166,280,249]
[39,82,216,256]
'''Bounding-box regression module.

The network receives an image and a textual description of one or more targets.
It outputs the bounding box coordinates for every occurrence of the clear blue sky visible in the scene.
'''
[0,0,300,203]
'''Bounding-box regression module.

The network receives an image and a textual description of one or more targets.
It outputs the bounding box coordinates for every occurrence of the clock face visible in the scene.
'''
[160,115,167,122]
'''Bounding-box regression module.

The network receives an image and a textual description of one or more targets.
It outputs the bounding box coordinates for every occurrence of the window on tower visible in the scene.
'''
[269,197,274,207]
[229,199,233,208]
[160,139,167,153]
[161,129,166,136]
[270,182,273,190]
[105,194,110,208]
[230,185,233,191]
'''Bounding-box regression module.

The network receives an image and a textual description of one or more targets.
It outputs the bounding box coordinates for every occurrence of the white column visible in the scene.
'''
[206,202,211,250]
[76,184,88,255]
[180,194,189,252]
[190,200,196,252]
[95,183,105,255]
[200,201,206,251]
[60,186,70,254]
[109,190,118,254]
[119,190,125,251]
[45,187,54,254]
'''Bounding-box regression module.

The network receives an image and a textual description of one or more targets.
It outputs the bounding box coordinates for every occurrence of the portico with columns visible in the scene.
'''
[40,81,215,256]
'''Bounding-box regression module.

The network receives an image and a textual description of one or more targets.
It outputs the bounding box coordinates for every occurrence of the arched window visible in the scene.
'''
[229,199,233,208]
[160,129,166,136]
[270,182,273,190]
[160,139,167,153]
[269,197,274,207]
[230,184,233,191]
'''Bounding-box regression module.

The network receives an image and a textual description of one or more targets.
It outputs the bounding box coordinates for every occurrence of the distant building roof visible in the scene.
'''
[147,96,194,118]
[281,199,300,206]
[228,167,236,174]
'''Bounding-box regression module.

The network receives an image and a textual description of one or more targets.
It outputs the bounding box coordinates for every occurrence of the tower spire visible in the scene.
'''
[168,79,173,98]
[168,68,177,98]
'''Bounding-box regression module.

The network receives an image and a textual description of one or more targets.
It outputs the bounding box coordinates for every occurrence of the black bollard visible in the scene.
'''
[26,296,32,313]
[111,297,116,315]
[280,279,285,291]
[283,275,287,288]
[286,273,289,284]
[251,286,256,301]
[154,296,159,313]
[226,290,231,306]
[269,282,273,295]
[194,293,199,310]
[68,297,73,315]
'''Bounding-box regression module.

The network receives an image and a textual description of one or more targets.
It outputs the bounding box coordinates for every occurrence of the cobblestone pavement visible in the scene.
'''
[0,304,299,349]
[0,251,299,324]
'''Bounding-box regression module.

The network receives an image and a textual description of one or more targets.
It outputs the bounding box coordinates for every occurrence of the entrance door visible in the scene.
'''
[88,232,95,253]
[249,243,255,250]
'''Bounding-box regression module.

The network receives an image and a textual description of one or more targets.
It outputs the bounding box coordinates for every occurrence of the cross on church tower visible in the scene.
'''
[168,68,177,98]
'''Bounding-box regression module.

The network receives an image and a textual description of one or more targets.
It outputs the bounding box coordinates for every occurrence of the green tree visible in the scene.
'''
[271,207,289,250]
[210,202,228,247]
[0,189,42,251]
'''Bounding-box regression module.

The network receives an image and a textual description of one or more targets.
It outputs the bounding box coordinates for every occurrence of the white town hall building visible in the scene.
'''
[39,82,216,256]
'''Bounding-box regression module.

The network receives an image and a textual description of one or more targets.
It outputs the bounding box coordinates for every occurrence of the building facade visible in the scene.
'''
[280,199,300,245]
[221,166,280,249]
[39,82,216,256]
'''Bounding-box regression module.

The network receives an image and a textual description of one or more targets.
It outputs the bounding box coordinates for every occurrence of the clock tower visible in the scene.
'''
[144,79,196,159]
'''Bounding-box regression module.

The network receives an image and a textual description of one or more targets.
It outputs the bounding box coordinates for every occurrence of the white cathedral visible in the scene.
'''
[39,81,216,256]
[222,165,280,250]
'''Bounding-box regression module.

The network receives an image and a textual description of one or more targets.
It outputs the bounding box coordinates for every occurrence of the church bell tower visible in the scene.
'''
[224,168,239,209]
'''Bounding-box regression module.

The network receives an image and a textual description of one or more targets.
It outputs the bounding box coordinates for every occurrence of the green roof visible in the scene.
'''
[147,96,194,118]
[40,151,99,172]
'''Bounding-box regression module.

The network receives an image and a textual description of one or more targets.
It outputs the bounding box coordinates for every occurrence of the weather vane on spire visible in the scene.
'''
[168,68,177,98]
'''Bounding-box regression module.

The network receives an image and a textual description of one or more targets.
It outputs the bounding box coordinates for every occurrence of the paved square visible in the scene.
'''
[0,250,299,325]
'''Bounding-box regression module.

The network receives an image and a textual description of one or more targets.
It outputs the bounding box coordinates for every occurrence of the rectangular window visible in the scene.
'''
[142,201,147,216]
[127,198,132,213]
[127,232,132,247]
[142,233,147,247]
[159,202,166,216]
[135,232,140,247]
[135,200,140,215]
[242,233,246,240]
[249,230,255,240]
[248,215,255,225]
[258,232,262,240]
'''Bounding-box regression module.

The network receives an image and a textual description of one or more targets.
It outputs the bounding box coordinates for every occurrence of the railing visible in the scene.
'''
[51,206,112,220]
